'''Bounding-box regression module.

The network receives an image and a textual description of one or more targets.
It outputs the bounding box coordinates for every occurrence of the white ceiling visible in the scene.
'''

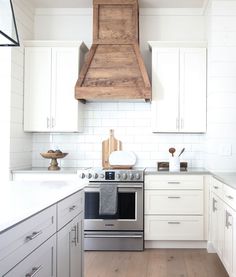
[32,0,206,9]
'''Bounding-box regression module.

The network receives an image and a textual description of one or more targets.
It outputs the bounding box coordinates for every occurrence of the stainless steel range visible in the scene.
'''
[78,168,144,251]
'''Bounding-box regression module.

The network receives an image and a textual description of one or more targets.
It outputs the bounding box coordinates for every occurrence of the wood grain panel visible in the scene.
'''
[75,0,151,101]
[75,87,151,100]
[93,1,138,43]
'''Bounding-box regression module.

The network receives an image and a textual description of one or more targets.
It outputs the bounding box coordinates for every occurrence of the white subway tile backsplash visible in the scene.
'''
[209,62,236,77]
[209,47,236,62]
[87,102,102,111]
[118,102,135,111]
[209,31,236,47]
[101,102,118,111]
[9,0,34,170]
[208,77,236,93]
[211,16,236,32]
[206,2,236,171]
[212,1,236,16]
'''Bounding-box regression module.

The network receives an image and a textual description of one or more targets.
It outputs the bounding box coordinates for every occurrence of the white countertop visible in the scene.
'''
[212,172,236,190]
[11,167,82,174]
[0,180,86,234]
[145,167,210,175]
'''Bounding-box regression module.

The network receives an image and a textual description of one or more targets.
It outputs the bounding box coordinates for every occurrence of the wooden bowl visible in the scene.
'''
[40,152,68,159]
[40,152,68,170]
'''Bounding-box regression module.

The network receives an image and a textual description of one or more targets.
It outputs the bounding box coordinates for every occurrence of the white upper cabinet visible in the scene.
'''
[149,42,207,133]
[151,48,179,132]
[24,41,88,133]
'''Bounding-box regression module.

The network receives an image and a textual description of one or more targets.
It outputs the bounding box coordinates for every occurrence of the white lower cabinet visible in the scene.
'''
[4,235,56,277]
[222,204,235,276]
[144,175,205,243]
[57,213,83,277]
[145,215,204,240]
[210,194,224,258]
[210,177,236,277]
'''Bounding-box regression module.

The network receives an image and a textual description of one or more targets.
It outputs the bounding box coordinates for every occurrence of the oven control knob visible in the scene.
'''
[93,173,98,179]
[86,173,92,179]
[116,173,121,179]
[100,173,105,179]
[135,173,141,180]
[79,173,85,179]
[129,173,134,180]
[122,173,127,180]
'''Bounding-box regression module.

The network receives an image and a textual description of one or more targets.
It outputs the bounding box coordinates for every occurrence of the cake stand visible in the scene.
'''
[40,152,68,170]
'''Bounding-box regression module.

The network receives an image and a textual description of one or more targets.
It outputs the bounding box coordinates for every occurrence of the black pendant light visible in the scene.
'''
[0,0,20,46]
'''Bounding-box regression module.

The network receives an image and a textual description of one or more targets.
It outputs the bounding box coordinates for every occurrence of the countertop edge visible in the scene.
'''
[0,182,85,235]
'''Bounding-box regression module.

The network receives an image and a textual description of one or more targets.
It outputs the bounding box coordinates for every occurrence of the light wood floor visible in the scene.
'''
[85,249,229,277]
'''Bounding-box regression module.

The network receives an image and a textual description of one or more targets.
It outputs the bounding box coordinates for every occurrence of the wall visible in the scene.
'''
[34,8,206,76]
[206,0,236,171]
[32,8,206,169]
[0,48,11,180]
[10,0,35,170]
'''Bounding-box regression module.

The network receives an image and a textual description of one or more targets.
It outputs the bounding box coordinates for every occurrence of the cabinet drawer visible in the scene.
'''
[0,205,56,276]
[57,190,83,230]
[145,175,203,190]
[145,215,204,240]
[145,190,203,215]
[211,178,223,198]
[3,235,56,277]
[223,185,236,210]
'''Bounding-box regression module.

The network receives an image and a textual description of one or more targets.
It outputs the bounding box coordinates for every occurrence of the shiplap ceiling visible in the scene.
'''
[32,0,206,9]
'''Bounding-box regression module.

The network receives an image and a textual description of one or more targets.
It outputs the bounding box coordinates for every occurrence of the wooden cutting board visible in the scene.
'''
[102,129,122,169]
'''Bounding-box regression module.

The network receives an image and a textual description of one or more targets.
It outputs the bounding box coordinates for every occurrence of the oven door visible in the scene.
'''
[84,183,143,231]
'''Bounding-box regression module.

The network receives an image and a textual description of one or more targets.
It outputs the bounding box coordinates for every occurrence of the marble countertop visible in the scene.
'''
[0,180,86,234]
[145,167,211,175]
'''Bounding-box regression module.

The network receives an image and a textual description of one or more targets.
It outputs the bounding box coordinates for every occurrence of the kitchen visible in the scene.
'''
[0,0,236,276]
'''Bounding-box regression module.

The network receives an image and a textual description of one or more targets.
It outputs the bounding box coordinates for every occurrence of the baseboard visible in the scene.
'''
[145,240,208,249]
[206,241,216,253]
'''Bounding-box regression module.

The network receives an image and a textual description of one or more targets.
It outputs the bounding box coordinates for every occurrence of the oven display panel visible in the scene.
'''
[105,171,115,180]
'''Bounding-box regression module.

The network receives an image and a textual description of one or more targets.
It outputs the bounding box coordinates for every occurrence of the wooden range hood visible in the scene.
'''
[75,0,151,102]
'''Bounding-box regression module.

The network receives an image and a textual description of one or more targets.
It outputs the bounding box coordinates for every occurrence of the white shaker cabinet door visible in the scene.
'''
[151,48,179,132]
[24,47,51,132]
[222,205,235,276]
[51,48,83,132]
[179,48,206,133]
[211,194,224,258]
[57,214,83,277]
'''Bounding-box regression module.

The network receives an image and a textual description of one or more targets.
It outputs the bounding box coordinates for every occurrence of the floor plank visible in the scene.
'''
[85,249,229,277]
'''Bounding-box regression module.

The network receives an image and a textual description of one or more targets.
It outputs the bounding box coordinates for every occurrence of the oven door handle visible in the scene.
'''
[85,185,143,189]
[84,234,143,238]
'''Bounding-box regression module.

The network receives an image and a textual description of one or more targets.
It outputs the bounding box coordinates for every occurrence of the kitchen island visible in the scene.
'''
[0,180,85,277]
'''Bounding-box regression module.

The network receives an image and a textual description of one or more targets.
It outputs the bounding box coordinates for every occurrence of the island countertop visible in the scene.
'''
[0,180,86,234]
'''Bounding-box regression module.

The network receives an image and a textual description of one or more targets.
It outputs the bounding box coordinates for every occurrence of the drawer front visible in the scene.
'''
[223,185,236,210]
[145,175,204,190]
[211,177,223,198]
[145,190,203,215]
[3,235,56,277]
[0,205,56,275]
[57,190,83,230]
[145,215,204,240]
